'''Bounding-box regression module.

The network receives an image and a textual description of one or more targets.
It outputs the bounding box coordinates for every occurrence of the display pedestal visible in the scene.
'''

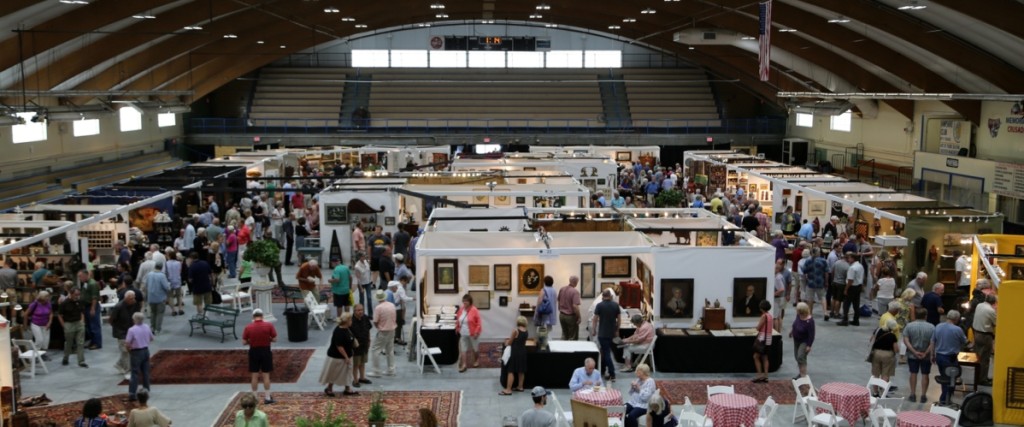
[250,281,277,322]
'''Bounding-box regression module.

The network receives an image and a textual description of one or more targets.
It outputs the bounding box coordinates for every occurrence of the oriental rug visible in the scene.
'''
[476,341,504,369]
[24,393,137,426]
[656,379,796,405]
[213,390,462,427]
[117,349,314,385]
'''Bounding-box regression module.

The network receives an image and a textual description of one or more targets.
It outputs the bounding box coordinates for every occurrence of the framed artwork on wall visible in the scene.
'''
[808,200,828,216]
[580,263,596,298]
[1011,264,1024,280]
[468,290,491,309]
[601,282,617,294]
[494,264,512,291]
[494,190,511,206]
[384,216,395,226]
[661,279,694,319]
[499,296,509,307]
[601,256,631,278]
[468,265,489,287]
[433,259,459,294]
[616,152,632,161]
[733,277,767,317]
[518,263,544,295]
[324,204,349,225]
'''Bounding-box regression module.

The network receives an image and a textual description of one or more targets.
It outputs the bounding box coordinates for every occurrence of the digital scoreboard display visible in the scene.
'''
[443,36,537,51]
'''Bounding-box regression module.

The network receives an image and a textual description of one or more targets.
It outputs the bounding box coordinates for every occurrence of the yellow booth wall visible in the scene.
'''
[976,235,1024,425]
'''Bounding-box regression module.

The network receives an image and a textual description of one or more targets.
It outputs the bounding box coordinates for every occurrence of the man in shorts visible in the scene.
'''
[902,308,935,403]
[802,248,829,316]
[828,252,850,322]
[242,309,278,405]
[350,304,373,387]
[329,257,353,318]
[187,252,213,316]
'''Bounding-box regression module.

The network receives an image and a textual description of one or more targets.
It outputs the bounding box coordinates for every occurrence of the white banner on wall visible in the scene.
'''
[938,120,970,156]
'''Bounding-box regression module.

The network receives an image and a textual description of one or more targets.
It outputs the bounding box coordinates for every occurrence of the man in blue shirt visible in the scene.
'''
[798,219,815,241]
[144,261,171,334]
[568,358,603,391]
[920,283,945,326]
[931,310,967,406]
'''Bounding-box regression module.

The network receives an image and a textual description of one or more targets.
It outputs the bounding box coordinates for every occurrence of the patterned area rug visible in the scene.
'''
[25,393,137,426]
[117,349,314,385]
[213,391,461,426]
[656,379,796,405]
[476,341,504,369]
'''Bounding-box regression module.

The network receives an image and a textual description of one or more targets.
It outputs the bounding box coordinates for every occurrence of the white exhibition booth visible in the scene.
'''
[451,156,618,194]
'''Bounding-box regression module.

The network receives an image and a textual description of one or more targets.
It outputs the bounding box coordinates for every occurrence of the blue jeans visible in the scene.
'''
[598,337,616,378]
[361,283,374,317]
[226,251,238,278]
[936,353,958,404]
[86,305,102,348]
[129,348,151,399]
[624,404,647,427]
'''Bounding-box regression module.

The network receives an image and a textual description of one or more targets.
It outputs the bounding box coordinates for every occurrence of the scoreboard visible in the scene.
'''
[442,36,537,51]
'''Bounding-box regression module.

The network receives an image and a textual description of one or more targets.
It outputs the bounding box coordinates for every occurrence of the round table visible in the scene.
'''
[705,393,758,427]
[573,388,623,407]
[819,382,871,423]
[897,411,953,427]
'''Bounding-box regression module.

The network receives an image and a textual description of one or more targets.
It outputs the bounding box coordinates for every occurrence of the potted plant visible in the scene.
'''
[654,189,685,208]
[242,238,281,277]
[367,393,387,427]
[296,403,355,427]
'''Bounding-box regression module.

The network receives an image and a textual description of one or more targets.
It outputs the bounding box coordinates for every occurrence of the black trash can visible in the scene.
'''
[284,307,309,342]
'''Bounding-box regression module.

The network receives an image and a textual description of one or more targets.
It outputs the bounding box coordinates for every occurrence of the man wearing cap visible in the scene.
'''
[520,386,556,427]
[329,257,353,317]
[243,309,278,405]
[389,277,414,346]
[370,290,397,377]
[393,254,412,286]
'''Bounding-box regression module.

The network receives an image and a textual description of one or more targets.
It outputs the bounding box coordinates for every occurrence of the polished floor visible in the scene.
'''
[18,264,1001,426]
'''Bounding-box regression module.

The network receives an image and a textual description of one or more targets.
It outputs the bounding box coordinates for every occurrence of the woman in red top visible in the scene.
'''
[455,293,482,373]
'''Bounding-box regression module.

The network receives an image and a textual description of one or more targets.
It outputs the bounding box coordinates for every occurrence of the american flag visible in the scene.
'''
[758,0,772,81]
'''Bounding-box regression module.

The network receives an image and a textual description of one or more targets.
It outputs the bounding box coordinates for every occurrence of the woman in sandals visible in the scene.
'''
[499,316,529,395]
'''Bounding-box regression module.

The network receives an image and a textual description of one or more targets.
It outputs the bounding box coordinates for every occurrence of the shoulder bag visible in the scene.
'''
[752,315,768,353]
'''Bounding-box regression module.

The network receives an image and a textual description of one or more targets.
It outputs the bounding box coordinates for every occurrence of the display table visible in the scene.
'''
[705,393,758,427]
[420,328,459,365]
[896,411,952,427]
[500,340,599,389]
[250,281,277,322]
[818,382,870,424]
[572,388,622,407]
[652,330,782,373]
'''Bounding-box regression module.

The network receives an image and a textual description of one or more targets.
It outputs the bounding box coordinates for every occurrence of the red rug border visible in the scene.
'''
[116,348,317,385]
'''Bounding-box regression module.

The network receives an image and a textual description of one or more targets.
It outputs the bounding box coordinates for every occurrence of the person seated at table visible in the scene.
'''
[646,389,678,427]
[620,314,654,372]
[569,357,603,391]
[624,363,656,427]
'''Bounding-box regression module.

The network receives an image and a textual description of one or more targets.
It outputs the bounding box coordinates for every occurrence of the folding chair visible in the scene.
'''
[792,376,818,424]
[929,405,961,426]
[806,398,847,427]
[869,407,893,427]
[873,397,903,426]
[220,278,252,312]
[413,318,441,374]
[13,339,48,378]
[636,334,658,373]
[866,376,891,405]
[754,396,778,427]
[303,292,328,330]
[706,385,735,399]
[676,411,713,427]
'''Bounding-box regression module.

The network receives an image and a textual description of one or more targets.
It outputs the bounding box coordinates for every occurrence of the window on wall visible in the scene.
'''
[507,51,545,68]
[349,49,621,68]
[545,50,583,68]
[119,107,142,132]
[391,50,428,67]
[157,113,176,128]
[795,113,813,128]
[830,110,852,132]
[584,51,622,68]
[429,51,467,68]
[468,51,506,68]
[352,49,390,67]
[72,119,100,137]
[11,113,46,143]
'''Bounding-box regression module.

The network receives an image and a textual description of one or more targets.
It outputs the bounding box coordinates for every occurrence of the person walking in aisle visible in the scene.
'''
[352,252,373,317]
[77,269,102,350]
[318,313,359,397]
[109,291,142,379]
[329,257,353,317]
[58,287,88,368]
[369,290,396,377]
[350,304,373,387]
[125,312,154,403]
[903,308,935,404]
[282,213,295,266]
[838,252,865,326]
[23,291,53,361]
[144,261,170,334]
[243,309,278,405]
[931,310,966,407]
[592,290,621,381]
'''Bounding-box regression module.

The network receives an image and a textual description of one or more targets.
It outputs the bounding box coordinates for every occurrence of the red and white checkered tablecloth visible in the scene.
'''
[705,393,758,427]
[818,382,871,423]
[573,388,623,407]
[897,411,953,427]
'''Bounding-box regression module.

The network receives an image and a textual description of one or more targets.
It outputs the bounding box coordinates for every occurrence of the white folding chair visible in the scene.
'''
[636,334,658,373]
[792,376,818,424]
[929,405,961,426]
[869,407,893,427]
[606,405,626,424]
[13,339,48,378]
[806,398,847,427]
[866,376,891,405]
[220,279,253,312]
[873,397,903,425]
[677,411,712,427]
[754,396,778,427]
[706,385,735,399]
[677,397,714,427]
[413,318,441,374]
[303,292,328,330]
[99,287,118,319]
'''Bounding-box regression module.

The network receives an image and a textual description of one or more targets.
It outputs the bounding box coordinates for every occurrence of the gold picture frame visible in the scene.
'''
[518,263,545,295]
[468,265,489,287]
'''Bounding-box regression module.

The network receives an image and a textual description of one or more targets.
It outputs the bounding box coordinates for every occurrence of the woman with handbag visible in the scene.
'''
[751,300,773,383]
[319,313,358,396]
[869,319,900,397]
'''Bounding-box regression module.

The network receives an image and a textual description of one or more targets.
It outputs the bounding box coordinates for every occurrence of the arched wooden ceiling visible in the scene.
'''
[1,0,1021,124]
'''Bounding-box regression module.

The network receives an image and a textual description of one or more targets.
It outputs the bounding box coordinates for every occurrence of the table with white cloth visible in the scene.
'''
[573,388,623,407]
[818,382,871,423]
[704,393,758,427]
[896,411,953,427]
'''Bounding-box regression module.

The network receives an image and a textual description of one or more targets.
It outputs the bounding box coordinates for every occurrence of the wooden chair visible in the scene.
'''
[303,292,329,330]
[929,405,961,426]
[754,396,778,427]
[792,376,818,424]
[13,339,48,378]
[806,398,847,427]
[706,385,735,399]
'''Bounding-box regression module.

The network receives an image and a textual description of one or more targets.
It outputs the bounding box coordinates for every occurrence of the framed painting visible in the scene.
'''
[384,216,395,226]
[601,256,631,278]
[472,189,489,205]
[808,200,828,216]
[494,190,511,206]
[1016,245,1024,256]
[518,263,545,295]
[494,264,512,291]
[580,263,596,298]
[468,290,491,309]
[1011,264,1024,280]
[695,231,718,247]
[600,282,617,294]
[499,296,509,307]
[616,151,632,161]
[733,277,768,317]
[433,259,459,294]
[468,265,489,287]
[324,204,349,225]
[515,196,526,204]
[661,279,694,319]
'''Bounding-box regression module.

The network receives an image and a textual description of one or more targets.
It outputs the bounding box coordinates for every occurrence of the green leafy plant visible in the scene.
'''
[654,189,685,208]
[367,392,387,422]
[242,238,281,267]
[295,403,355,427]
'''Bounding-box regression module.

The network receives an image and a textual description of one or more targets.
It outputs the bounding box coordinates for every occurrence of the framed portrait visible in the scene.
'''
[468,265,489,287]
[518,263,545,295]
[433,259,459,294]
[523,167,536,171]
[384,216,395,226]
[469,290,491,309]
[748,183,758,195]
[1011,264,1024,280]
[499,296,509,307]
[494,264,512,291]
[1016,245,1024,256]
[517,178,527,184]
[808,200,828,216]
[661,279,694,319]
[616,151,632,161]
[732,277,767,317]
[601,256,631,278]
[324,204,349,225]
[580,263,596,298]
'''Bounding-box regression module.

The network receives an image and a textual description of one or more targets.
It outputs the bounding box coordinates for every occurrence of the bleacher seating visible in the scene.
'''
[249,67,347,127]
[623,69,722,128]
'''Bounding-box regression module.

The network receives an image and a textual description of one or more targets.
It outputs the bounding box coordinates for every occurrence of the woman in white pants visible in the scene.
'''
[24,291,53,360]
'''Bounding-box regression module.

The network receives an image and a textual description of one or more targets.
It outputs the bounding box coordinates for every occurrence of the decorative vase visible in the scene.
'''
[713,299,721,308]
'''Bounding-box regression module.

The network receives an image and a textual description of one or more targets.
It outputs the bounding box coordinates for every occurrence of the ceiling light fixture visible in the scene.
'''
[430,2,445,9]
[741,36,756,40]
[341,16,355,22]
[641,8,656,14]
[544,23,558,28]
[131,14,156,19]
[59,0,89,4]
[223,34,237,39]
[778,28,797,32]
[417,23,431,27]
[481,19,495,24]
[257,40,265,44]
[623,18,636,23]
[608,25,620,30]
[529,14,543,19]
[280,45,287,49]
[688,46,694,50]
[355,24,367,28]
[664,0,680,2]
[898,0,927,10]
[183,25,203,30]
[827,16,851,23]
[536,3,551,10]
[323,7,339,13]
[436,13,448,18]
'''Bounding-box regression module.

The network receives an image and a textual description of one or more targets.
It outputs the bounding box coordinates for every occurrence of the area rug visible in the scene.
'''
[476,341,504,369]
[117,349,314,385]
[656,379,796,405]
[25,393,137,426]
[213,390,461,426]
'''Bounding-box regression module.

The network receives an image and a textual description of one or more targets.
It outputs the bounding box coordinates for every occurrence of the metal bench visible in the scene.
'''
[188,305,240,342]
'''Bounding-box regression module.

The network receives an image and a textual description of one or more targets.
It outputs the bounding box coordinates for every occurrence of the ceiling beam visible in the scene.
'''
[929,0,1024,42]
[0,0,43,19]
